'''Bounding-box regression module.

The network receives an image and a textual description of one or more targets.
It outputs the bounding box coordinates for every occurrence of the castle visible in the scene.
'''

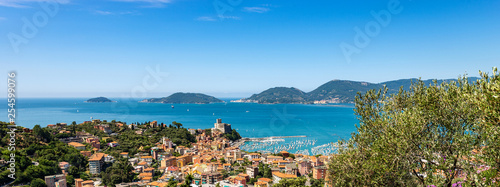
[214,118,232,134]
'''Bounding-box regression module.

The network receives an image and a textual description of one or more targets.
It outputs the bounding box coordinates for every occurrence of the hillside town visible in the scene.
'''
[0,119,331,187]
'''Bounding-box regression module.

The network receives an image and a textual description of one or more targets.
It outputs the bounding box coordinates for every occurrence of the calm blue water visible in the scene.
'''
[0,98,358,154]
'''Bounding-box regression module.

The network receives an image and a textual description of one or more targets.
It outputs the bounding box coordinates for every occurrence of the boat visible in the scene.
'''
[171,105,174,108]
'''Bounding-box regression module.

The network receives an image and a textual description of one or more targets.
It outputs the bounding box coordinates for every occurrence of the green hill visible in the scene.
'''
[306,80,381,103]
[142,92,224,104]
[245,87,308,104]
[86,97,113,103]
[236,77,480,104]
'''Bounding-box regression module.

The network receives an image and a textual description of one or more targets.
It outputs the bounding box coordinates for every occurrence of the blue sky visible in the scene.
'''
[0,0,499,98]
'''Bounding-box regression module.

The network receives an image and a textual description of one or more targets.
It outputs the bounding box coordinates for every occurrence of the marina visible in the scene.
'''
[237,135,346,156]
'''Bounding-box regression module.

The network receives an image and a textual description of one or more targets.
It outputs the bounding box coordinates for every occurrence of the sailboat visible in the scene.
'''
[171,105,174,108]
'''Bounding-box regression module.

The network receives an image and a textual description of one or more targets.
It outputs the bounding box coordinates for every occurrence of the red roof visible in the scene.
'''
[167,166,179,171]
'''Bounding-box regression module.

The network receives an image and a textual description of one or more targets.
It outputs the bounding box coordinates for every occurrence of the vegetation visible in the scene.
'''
[273,176,306,187]
[0,123,87,186]
[101,157,134,186]
[309,178,325,187]
[142,92,224,104]
[328,68,499,186]
[245,87,308,104]
[224,129,242,141]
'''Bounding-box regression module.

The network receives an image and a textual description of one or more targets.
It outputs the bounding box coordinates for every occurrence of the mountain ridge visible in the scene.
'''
[233,77,480,104]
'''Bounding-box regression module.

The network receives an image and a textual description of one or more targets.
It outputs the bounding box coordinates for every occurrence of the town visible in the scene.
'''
[0,119,331,187]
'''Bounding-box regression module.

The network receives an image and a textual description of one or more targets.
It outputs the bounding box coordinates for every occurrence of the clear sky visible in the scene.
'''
[0,0,499,98]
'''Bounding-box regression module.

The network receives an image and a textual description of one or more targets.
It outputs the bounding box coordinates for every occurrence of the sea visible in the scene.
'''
[0,98,359,155]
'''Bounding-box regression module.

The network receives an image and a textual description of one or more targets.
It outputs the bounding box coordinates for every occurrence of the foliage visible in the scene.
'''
[309,178,325,187]
[30,178,47,187]
[328,68,499,187]
[246,87,308,104]
[101,158,134,186]
[179,174,194,187]
[224,129,242,141]
[273,176,306,187]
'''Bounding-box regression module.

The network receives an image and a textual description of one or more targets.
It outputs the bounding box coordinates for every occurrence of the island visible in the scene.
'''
[141,92,224,104]
[85,97,113,103]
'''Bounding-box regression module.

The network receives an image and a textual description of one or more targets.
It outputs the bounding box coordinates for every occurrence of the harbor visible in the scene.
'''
[235,135,346,156]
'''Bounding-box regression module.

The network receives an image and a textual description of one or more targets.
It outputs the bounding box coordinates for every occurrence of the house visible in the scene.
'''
[59,162,70,172]
[285,164,298,176]
[59,137,83,144]
[166,166,179,174]
[201,171,222,185]
[68,142,86,150]
[120,152,129,158]
[45,174,67,187]
[75,178,83,187]
[236,158,244,164]
[223,163,231,171]
[175,146,188,155]
[258,178,272,186]
[47,124,57,129]
[80,151,92,157]
[298,161,311,176]
[104,155,115,163]
[272,172,296,184]
[82,180,94,187]
[89,153,105,174]
[238,173,250,182]
[234,176,246,186]
[86,138,100,149]
[161,137,173,149]
[138,172,153,179]
[141,155,153,164]
[150,121,157,128]
[94,124,112,134]
[188,129,196,135]
[266,156,283,164]
[254,181,269,187]
[246,166,259,178]
[108,141,119,147]
[279,151,289,158]
[312,166,327,179]
[144,168,155,176]
[161,157,177,168]
[252,158,262,165]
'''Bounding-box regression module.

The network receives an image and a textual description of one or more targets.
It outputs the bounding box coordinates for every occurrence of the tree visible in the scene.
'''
[328,69,500,187]
[273,177,306,187]
[168,177,177,187]
[310,178,325,187]
[180,174,193,187]
[172,121,183,129]
[30,178,47,187]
